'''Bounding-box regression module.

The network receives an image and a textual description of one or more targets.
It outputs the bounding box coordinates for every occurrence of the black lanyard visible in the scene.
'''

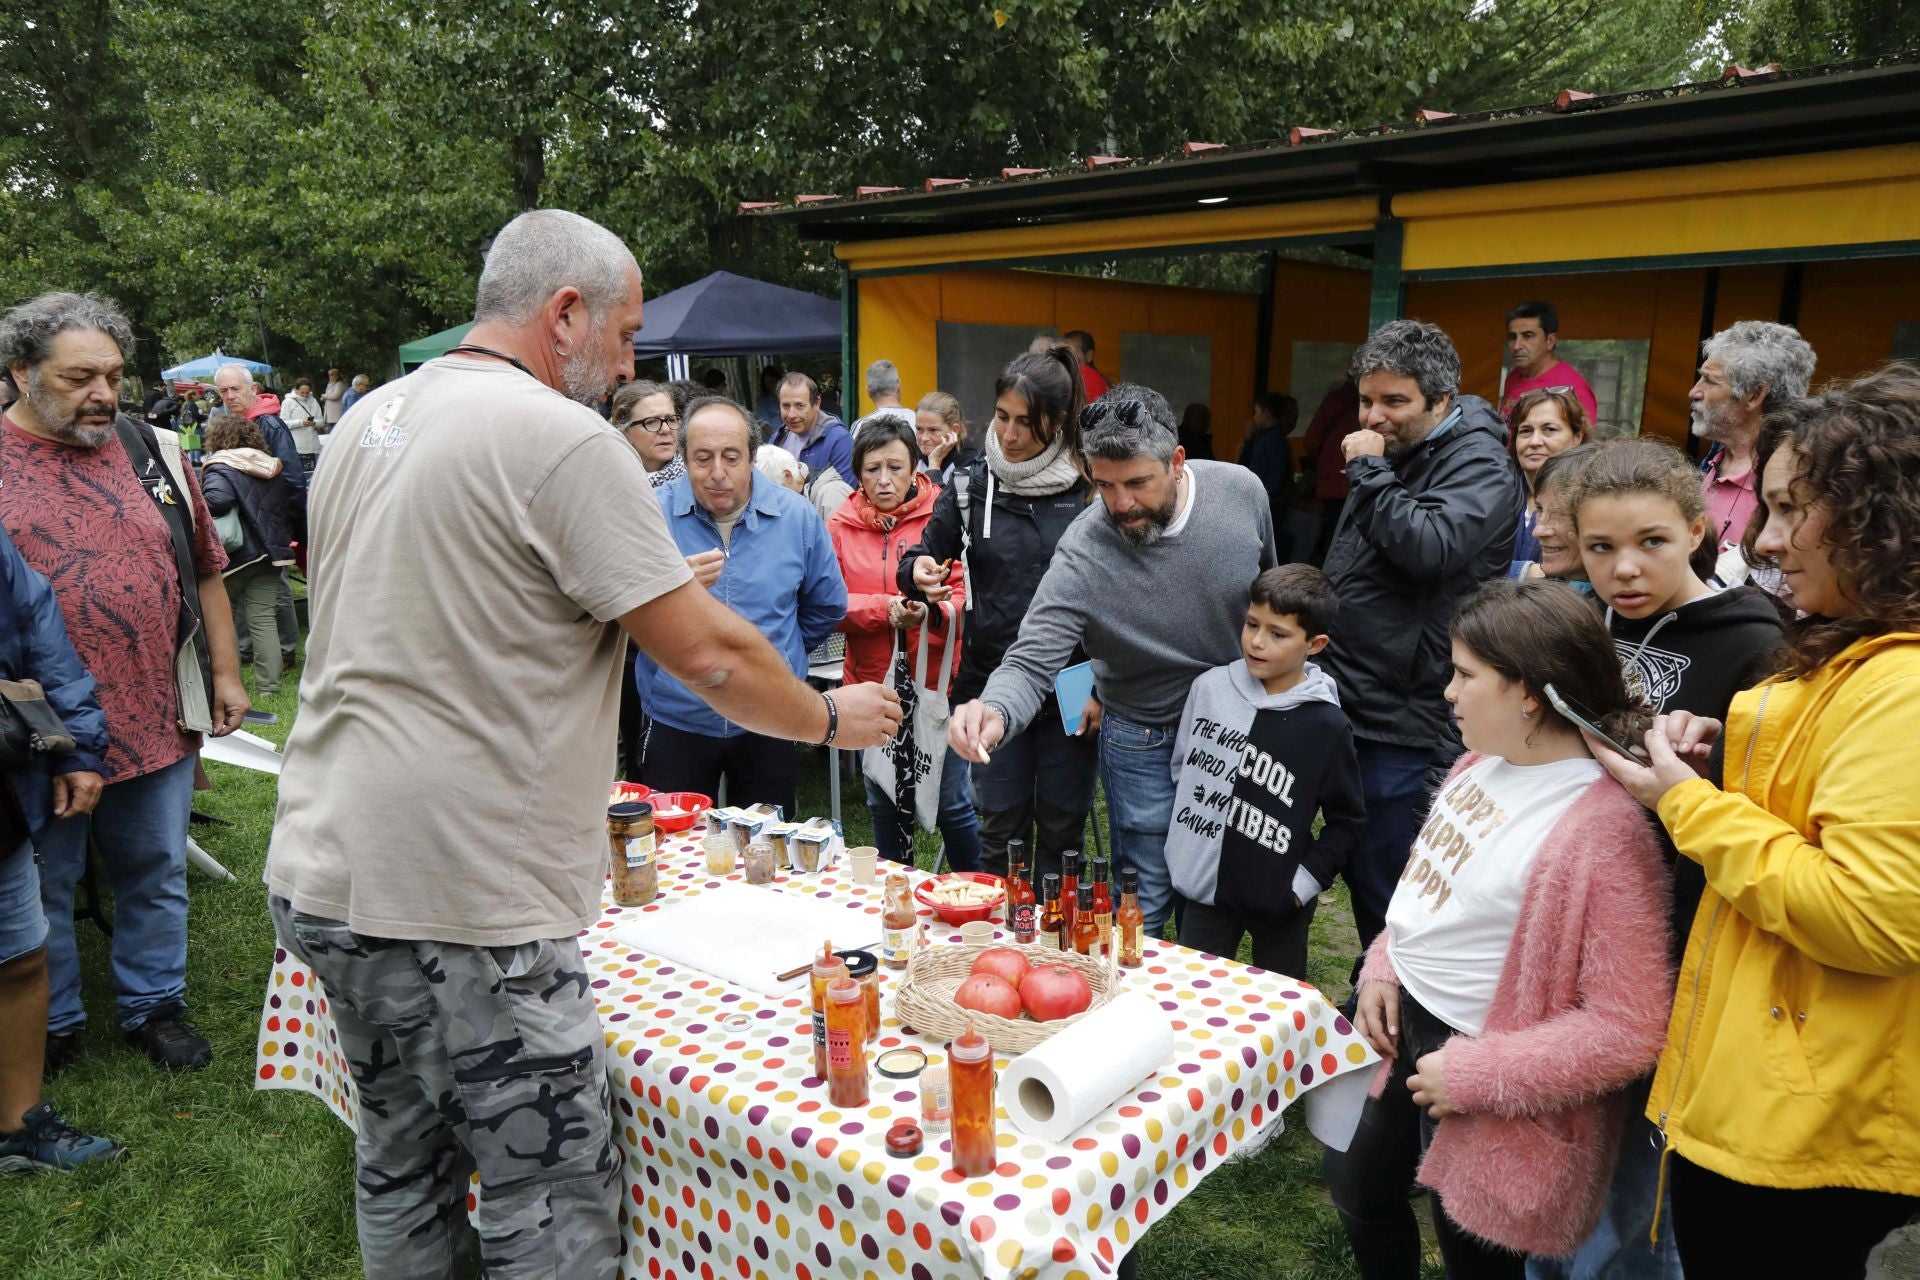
[444,344,537,382]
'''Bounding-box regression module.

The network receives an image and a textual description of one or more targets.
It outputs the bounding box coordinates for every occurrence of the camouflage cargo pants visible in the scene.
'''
[270,897,620,1280]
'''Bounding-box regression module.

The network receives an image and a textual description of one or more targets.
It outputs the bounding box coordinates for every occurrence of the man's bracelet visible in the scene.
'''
[820,690,839,746]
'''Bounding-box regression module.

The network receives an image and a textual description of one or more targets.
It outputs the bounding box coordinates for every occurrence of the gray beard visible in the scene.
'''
[25,368,114,447]
[558,318,611,406]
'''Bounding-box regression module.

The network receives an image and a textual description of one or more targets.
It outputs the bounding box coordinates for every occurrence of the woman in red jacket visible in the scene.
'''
[1324,579,1674,1276]
[828,417,977,869]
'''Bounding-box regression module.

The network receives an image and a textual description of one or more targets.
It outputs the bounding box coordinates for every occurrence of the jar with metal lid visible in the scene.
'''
[743,839,779,885]
[608,802,658,906]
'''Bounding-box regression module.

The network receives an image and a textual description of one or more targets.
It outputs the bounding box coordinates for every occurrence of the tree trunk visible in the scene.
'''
[512,128,545,211]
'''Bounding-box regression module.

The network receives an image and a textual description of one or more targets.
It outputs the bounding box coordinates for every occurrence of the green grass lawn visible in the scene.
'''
[5,660,1440,1279]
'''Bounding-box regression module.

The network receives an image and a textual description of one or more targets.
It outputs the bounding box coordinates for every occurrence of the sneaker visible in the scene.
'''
[123,1007,211,1071]
[0,1102,126,1174]
[43,1030,83,1079]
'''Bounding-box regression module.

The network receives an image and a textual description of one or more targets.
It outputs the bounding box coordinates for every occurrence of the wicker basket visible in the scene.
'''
[893,942,1118,1054]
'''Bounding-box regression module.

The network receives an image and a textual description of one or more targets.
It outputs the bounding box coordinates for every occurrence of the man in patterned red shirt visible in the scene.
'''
[0,292,249,1074]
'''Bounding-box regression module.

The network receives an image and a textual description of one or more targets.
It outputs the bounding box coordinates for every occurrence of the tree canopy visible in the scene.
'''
[0,0,1887,380]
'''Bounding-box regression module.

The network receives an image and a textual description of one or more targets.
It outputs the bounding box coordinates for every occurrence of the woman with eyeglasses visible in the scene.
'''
[609,380,684,780]
[611,379,684,488]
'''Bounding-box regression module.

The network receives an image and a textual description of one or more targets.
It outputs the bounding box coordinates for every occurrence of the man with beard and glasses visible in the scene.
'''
[1318,319,1523,966]
[0,291,251,1078]
[264,209,899,1280]
[949,385,1276,936]
[1689,319,1815,592]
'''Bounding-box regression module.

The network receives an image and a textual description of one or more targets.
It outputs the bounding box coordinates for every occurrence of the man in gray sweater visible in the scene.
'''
[949,386,1277,935]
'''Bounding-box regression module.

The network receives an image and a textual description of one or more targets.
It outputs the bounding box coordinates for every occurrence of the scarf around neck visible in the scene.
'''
[985,426,1082,496]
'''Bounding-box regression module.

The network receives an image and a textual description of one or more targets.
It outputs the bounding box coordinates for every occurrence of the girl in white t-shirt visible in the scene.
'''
[1324,579,1674,1277]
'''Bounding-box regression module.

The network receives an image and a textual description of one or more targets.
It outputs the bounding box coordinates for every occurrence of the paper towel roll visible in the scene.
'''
[1001,990,1175,1144]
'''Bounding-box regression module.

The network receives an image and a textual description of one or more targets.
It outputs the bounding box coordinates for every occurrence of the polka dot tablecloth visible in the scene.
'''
[257,833,1375,1279]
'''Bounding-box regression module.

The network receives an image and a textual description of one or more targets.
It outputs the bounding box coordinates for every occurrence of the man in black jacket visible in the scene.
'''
[1318,320,1524,955]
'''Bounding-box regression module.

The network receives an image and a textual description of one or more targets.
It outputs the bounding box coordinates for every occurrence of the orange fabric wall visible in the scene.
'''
[857,268,1259,453]
[1792,258,1920,382]
[1402,270,1710,445]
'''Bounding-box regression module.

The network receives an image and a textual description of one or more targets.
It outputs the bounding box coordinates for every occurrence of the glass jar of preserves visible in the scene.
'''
[743,839,778,885]
[703,832,738,876]
[608,802,657,906]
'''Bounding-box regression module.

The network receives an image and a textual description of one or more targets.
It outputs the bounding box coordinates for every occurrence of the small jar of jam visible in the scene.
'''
[743,840,778,885]
[608,802,657,906]
[703,832,738,876]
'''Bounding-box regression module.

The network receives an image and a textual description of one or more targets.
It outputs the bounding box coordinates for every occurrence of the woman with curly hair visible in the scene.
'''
[1590,364,1920,1278]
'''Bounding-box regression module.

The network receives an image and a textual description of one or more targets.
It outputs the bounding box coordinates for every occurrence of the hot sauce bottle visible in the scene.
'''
[1071,883,1098,956]
[810,941,849,1079]
[881,871,915,971]
[1117,867,1145,968]
[1058,850,1082,947]
[825,978,870,1107]
[1007,839,1037,944]
[1037,874,1064,951]
[1089,856,1114,958]
[948,1021,995,1176]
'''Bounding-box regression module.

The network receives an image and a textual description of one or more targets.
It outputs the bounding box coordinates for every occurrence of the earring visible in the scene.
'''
[1522,709,1533,718]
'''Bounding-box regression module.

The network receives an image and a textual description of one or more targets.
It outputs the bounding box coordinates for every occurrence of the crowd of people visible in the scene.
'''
[0,208,1914,1280]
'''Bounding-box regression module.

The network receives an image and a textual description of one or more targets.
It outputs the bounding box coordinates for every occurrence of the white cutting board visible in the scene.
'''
[605,882,884,997]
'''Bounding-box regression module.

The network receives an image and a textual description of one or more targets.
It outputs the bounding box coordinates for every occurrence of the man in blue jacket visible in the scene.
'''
[768,372,852,491]
[637,397,846,813]
[0,524,123,1173]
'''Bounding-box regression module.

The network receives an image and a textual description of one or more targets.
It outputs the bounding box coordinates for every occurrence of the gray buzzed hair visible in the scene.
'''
[1703,320,1816,411]
[472,209,638,326]
[0,291,135,376]
[1080,383,1179,464]
[678,393,762,457]
[865,359,901,399]
[1350,318,1461,407]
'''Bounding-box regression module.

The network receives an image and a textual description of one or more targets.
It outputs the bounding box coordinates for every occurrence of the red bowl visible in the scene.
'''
[649,791,711,833]
[914,871,1006,924]
[609,782,651,806]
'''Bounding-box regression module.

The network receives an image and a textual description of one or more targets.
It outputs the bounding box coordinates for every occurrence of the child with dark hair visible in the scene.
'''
[1165,564,1365,977]
[1324,578,1673,1278]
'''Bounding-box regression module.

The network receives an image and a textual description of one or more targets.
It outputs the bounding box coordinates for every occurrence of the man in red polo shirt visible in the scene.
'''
[0,292,249,1076]
[1497,301,1599,429]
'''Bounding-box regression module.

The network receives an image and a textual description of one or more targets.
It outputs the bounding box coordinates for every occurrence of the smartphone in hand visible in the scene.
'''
[1544,683,1649,763]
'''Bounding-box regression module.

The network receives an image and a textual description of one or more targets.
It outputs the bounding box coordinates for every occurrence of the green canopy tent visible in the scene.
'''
[397,320,474,369]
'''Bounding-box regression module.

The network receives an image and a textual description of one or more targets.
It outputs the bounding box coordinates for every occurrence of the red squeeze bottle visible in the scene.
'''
[948,1021,995,1176]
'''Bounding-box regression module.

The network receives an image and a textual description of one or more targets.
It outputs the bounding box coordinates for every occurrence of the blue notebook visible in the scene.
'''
[1055,662,1096,734]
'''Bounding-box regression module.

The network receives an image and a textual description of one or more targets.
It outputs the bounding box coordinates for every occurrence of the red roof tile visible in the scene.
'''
[855,185,904,197]
[1288,126,1334,145]
[1552,89,1597,112]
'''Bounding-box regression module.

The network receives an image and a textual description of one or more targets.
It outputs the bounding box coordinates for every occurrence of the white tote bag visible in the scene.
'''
[863,602,959,832]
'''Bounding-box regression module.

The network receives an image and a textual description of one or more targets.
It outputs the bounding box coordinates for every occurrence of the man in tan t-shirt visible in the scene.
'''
[264,209,899,1280]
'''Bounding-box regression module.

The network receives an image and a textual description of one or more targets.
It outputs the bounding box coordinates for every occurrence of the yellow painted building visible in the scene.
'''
[758,56,1920,460]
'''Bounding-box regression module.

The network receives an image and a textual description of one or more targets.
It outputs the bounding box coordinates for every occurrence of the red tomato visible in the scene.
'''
[969,947,1032,990]
[953,973,1022,1020]
[1020,965,1093,1022]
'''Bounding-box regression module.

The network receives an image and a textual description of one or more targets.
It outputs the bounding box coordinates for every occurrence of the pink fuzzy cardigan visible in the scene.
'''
[1359,752,1675,1257]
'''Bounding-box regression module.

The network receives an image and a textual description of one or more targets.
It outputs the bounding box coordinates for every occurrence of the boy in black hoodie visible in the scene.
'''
[1166,566,1366,978]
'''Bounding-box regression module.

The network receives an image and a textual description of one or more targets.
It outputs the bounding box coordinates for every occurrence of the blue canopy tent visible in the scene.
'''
[631,271,839,379]
[161,350,272,383]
